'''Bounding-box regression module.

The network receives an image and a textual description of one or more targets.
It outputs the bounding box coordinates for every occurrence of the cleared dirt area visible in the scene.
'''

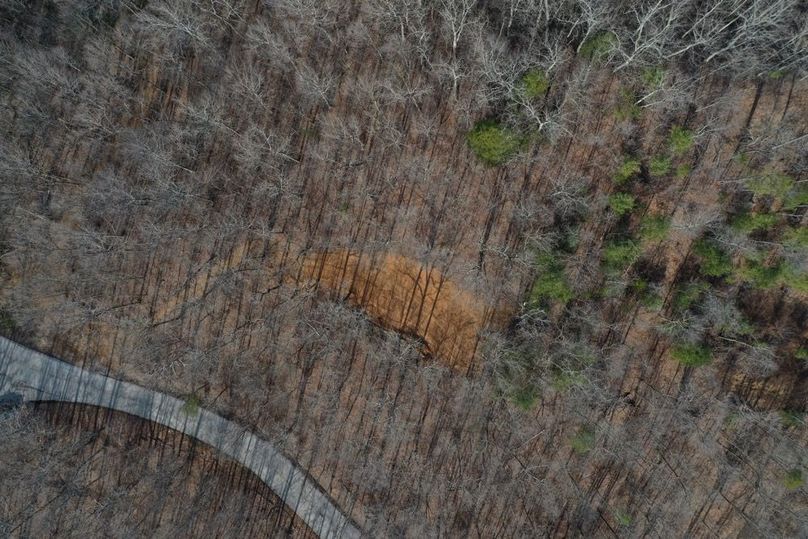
[296,250,506,372]
[146,236,504,372]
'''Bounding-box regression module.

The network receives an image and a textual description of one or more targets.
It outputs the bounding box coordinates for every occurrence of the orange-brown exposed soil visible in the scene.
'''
[296,250,507,372]
[149,237,506,372]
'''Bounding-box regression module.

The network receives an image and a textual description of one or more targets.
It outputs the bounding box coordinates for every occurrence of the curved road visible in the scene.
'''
[0,336,360,539]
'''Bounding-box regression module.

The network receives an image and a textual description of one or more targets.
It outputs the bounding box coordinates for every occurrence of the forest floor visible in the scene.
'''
[0,401,315,538]
[0,1,805,535]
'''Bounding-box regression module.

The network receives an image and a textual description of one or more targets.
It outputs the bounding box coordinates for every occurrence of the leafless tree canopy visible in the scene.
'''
[0,0,806,536]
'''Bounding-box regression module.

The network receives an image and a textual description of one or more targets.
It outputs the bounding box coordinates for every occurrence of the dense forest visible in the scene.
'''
[1,0,806,536]
[0,403,313,536]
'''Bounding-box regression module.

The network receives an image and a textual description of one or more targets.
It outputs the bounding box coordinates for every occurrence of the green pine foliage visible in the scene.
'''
[609,192,636,216]
[614,157,641,184]
[693,239,733,278]
[675,163,691,178]
[528,254,574,305]
[551,370,586,392]
[783,183,808,210]
[467,120,523,165]
[746,171,794,198]
[603,239,641,271]
[614,509,633,527]
[784,469,804,490]
[510,383,540,410]
[780,410,804,428]
[579,31,618,61]
[784,227,808,249]
[732,212,779,233]
[782,266,808,293]
[639,214,670,241]
[673,281,708,313]
[733,252,807,292]
[671,343,712,367]
[521,69,549,98]
[570,428,596,454]
[668,125,694,155]
[641,67,665,87]
[649,155,672,176]
[736,257,785,289]
[615,88,642,120]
